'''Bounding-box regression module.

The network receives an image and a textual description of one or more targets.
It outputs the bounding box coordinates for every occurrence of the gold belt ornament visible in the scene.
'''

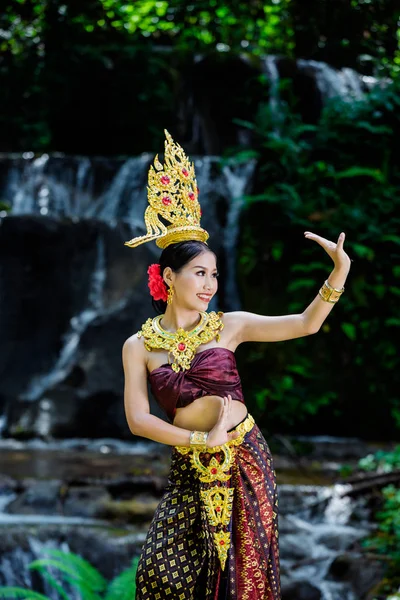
[175,414,255,570]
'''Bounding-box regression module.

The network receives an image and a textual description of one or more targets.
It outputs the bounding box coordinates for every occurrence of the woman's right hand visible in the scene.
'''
[206,395,240,448]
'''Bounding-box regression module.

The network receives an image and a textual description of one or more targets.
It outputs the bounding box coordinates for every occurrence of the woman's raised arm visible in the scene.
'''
[225,231,351,344]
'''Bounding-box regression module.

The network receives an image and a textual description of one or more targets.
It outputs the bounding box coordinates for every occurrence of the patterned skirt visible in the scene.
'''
[135,413,281,600]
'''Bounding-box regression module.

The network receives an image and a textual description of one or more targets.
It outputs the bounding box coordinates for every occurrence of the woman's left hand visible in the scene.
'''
[304,231,351,272]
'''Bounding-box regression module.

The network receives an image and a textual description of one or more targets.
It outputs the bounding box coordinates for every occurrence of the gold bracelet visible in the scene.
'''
[189,430,209,447]
[318,279,345,303]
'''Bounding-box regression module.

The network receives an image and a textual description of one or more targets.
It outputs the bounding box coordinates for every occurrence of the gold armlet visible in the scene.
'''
[318,279,345,303]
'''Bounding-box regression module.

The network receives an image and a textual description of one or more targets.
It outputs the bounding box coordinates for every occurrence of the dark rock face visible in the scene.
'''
[327,552,387,599]
[0,152,256,439]
[7,481,63,515]
[281,580,322,600]
[0,526,143,586]
[0,215,155,439]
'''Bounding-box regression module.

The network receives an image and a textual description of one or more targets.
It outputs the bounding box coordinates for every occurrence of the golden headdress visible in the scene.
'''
[124,130,209,249]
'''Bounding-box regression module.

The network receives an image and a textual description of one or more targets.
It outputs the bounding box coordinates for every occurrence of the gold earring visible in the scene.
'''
[167,285,174,305]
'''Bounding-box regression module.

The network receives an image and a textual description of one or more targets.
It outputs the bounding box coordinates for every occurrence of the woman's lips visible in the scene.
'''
[197,294,211,302]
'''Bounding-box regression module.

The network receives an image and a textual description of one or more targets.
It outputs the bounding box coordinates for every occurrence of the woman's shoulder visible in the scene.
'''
[218,311,248,346]
[122,332,147,362]
[219,310,247,330]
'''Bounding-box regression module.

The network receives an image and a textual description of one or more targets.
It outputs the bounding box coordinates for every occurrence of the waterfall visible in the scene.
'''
[0,151,256,431]
[221,159,257,310]
[297,58,372,100]
[262,55,283,134]
[2,154,151,220]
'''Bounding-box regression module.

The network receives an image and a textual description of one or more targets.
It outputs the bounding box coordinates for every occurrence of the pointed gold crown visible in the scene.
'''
[124,129,209,249]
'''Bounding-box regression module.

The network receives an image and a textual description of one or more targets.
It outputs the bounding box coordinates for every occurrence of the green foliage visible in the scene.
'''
[0,202,11,213]
[358,447,400,473]
[0,0,399,151]
[236,76,400,437]
[0,549,139,600]
[339,448,400,597]
[96,0,294,56]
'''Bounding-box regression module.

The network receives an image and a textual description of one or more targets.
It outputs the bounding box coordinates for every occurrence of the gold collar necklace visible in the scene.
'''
[137,311,224,372]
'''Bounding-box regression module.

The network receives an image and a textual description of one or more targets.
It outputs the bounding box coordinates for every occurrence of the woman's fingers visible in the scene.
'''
[218,395,232,425]
[305,230,346,252]
[304,231,333,248]
[337,231,345,250]
[218,396,227,421]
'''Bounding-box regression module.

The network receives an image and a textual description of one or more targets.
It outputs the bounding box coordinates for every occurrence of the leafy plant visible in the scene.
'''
[340,447,400,598]
[0,549,139,600]
[235,76,400,437]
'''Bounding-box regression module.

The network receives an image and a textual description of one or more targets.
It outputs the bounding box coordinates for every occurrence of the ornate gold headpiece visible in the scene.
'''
[124,130,209,249]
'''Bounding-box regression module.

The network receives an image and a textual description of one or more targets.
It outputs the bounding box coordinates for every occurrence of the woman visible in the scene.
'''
[122,131,351,600]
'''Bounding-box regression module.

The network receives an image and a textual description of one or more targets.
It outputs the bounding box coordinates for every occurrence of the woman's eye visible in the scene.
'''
[196,271,219,277]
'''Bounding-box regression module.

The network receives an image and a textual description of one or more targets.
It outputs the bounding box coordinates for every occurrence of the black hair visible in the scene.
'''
[152,240,215,314]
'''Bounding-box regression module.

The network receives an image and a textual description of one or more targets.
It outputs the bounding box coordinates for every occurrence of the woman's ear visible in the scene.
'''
[163,266,174,287]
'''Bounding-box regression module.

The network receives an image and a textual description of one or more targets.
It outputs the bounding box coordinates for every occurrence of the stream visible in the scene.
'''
[0,434,385,600]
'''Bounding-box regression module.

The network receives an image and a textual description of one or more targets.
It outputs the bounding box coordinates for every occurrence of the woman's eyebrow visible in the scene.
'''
[191,265,218,271]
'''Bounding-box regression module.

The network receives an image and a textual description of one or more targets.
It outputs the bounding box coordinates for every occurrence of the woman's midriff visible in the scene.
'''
[172,395,248,432]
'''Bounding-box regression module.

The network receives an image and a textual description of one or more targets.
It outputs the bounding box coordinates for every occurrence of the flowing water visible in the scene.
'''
[0,436,376,599]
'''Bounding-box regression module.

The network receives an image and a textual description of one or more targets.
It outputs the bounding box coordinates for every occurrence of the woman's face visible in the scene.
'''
[167,251,219,310]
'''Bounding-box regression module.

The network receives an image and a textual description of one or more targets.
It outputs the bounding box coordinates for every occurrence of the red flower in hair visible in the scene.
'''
[147,263,168,302]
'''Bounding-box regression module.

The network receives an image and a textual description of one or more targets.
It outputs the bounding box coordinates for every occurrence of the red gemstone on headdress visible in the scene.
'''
[219,540,225,545]
[160,175,170,185]
[211,467,218,475]
[188,192,195,201]
[177,343,186,351]
[162,196,172,205]
[216,506,221,512]
[182,168,189,177]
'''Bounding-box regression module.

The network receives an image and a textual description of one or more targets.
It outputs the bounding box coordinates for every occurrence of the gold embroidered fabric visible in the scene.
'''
[175,414,255,570]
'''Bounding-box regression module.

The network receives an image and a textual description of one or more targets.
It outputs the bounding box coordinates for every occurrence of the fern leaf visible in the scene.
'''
[104,560,139,600]
[37,550,106,591]
[0,588,50,600]
[36,571,70,600]
[61,575,102,600]
[28,560,80,582]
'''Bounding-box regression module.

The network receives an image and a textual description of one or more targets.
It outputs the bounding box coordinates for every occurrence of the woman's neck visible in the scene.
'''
[159,307,203,332]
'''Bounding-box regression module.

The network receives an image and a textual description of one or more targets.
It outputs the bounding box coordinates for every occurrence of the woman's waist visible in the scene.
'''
[172,394,247,432]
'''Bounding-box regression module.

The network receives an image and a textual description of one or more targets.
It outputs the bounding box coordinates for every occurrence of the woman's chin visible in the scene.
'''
[196,298,210,307]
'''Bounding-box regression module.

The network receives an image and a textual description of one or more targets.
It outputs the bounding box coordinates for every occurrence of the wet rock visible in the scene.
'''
[327,552,387,599]
[286,435,372,462]
[106,475,167,496]
[0,475,17,494]
[0,525,144,585]
[282,580,322,600]
[0,215,155,440]
[103,493,161,522]
[6,480,62,514]
[63,485,112,518]
[279,532,314,561]
[0,447,170,483]
[317,525,368,552]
